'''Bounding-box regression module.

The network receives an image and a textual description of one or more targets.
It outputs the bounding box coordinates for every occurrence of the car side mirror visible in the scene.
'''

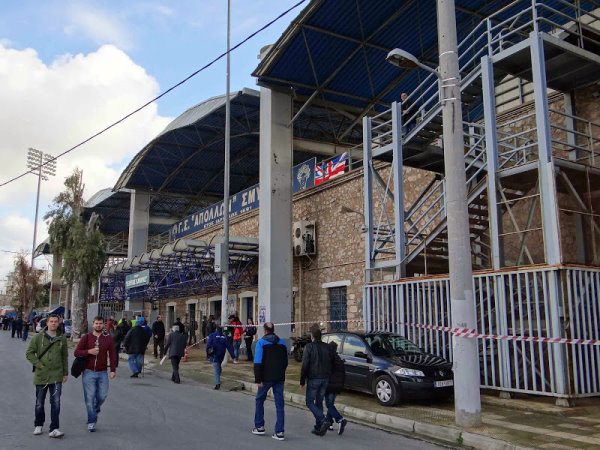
[354,351,370,361]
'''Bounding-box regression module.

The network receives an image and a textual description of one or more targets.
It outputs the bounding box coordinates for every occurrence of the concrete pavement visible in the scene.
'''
[0,330,442,450]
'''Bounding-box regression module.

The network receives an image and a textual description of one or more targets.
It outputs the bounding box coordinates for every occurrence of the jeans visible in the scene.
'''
[212,362,222,385]
[325,392,343,423]
[233,340,241,360]
[305,378,329,428]
[35,383,62,431]
[128,353,144,374]
[244,337,254,361]
[22,329,29,341]
[171,356,181,383]
[255,381,285,433]
[153,337,164,358]
[82,370,109,424]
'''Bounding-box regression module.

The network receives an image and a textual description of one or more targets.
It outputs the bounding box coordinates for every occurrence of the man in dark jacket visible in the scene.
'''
[12,315,23,338]
[174,317,185,335]
[201,315,208,339]
[206,325,235,390]
[74,316,117,432]
[325,341,347,435]
[152,315,166,359]
[122,317,150,378]
[252,322,288,441]
[300,324,333,436]
[165,325,187,384]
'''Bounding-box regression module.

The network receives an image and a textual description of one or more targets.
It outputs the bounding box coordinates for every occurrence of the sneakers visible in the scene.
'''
[233,360,239,364]
[252,427,266,435]
[88,423,96,432]
[272,432,285,441]
[214,384,220,390]
[48,429,64,438]
[130,372,139,378]
[338,418,347,435]
[318,420,331,436]
[329,425,334,431]
[33,426,42,435]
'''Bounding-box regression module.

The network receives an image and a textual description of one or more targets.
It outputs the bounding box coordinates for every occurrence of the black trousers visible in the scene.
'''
[170,356,181,383]
[153,337,164,358]
[244,337,254,361]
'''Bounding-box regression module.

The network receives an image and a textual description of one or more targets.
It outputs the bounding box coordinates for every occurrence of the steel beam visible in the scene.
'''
[482,55,504,270]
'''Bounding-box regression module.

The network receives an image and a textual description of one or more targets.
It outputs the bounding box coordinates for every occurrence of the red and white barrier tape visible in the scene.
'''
[178,318,600,348]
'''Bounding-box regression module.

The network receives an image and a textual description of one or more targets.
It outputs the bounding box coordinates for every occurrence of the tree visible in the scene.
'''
[10,254,42,318]
[45,168,106,338]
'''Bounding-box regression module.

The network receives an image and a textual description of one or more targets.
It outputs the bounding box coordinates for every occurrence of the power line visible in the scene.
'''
[0,0,308,188]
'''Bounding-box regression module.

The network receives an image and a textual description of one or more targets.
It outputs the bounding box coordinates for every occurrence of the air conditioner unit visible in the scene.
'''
[293,220,316,257]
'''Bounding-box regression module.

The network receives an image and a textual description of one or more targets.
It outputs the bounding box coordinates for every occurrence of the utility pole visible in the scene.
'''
[221,0,231,332]
[27,148,57,266]
[437,0,482,427]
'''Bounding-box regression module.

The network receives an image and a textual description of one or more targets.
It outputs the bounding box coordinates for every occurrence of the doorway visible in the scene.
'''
[167,305,175,330]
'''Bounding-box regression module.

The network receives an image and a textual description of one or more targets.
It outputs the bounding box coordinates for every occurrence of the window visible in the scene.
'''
[342,334,367,356]
[323,334,343,351]
[329,286,347,331]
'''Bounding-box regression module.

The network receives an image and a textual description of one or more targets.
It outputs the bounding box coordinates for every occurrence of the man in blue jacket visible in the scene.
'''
[206,325,235,390]
[252,322,288,441]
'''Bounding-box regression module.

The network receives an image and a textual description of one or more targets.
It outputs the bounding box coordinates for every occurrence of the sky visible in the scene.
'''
[0,0,306,293]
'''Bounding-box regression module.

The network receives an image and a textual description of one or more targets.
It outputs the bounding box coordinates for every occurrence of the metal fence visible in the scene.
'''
[364,265,600,398]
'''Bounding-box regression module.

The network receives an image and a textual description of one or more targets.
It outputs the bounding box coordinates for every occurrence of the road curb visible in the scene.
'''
[240,380,529,450]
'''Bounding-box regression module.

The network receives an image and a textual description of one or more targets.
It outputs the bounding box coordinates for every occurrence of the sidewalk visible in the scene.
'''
[137,345,600,449]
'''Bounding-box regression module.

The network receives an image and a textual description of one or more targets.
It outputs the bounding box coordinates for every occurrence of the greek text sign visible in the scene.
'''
[170,160,318,240]
[170,184,260,240]
[125,269,150,290]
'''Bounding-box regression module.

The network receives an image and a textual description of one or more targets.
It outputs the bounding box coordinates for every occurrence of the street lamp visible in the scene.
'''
[385,0,482,428]
[27,148,57,266]
[386,49,441,78]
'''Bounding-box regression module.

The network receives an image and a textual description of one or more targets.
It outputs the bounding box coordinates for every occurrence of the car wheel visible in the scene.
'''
[374,375,398,406]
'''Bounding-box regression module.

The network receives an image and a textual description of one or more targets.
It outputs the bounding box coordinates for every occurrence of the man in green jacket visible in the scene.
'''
[25,314,68,438]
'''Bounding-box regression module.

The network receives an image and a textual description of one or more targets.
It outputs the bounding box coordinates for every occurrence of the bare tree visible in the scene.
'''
[10,254,41,318]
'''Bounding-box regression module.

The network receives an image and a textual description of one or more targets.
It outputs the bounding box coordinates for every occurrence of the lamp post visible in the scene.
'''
[27,148,57,267]
[221,0,231,331]
[386,0,482,428]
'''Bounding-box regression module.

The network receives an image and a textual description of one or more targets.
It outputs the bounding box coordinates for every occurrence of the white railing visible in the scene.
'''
[364,265,600,398]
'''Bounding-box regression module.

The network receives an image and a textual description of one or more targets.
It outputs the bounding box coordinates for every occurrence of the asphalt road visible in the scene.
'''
[0,330,443,449]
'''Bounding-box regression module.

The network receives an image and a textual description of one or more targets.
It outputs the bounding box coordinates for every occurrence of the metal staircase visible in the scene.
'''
[364,0,600,278]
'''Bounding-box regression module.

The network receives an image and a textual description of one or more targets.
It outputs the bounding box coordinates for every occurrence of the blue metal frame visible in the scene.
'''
[99,244,258,302]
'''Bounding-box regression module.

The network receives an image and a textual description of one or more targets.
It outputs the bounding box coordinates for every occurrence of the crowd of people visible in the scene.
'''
[18,310,346,441]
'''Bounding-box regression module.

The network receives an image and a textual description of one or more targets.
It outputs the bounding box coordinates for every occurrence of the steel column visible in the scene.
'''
[391,102,406,278]
[530,32,569,400]
[482,55,504,270]
[363,116,374,283]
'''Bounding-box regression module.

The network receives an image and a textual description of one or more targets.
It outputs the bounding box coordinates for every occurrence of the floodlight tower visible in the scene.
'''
[27,148,57,266]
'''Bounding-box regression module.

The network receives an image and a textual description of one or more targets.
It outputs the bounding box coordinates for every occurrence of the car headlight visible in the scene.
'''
[394,367,425,377]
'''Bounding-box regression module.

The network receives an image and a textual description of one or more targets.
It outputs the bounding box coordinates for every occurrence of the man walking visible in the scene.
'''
[252,322,288,441]
[206,325,235,390]
[152,315,166,359]
[201,315,208,340]
[25,314,68,438]
[165,325,187,383]
[300,324,333,436]
[325,341,347,435]
[74,316,117,432]
[122,317,150,378]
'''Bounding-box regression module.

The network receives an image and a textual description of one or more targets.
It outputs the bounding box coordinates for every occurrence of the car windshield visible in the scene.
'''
[365,334,424,356]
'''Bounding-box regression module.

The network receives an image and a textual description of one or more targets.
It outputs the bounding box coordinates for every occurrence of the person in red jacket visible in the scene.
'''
[229,315,243,363]
[74,316,117,432]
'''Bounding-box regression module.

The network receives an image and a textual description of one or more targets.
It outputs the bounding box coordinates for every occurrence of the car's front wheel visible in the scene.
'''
[374,375,398,406]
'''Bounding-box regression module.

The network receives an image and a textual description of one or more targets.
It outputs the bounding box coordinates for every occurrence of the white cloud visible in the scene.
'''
[63,4,134,51]
[0,43,172,282]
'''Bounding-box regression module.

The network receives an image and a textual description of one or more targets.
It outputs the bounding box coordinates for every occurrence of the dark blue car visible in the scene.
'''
[322,331,454,406]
